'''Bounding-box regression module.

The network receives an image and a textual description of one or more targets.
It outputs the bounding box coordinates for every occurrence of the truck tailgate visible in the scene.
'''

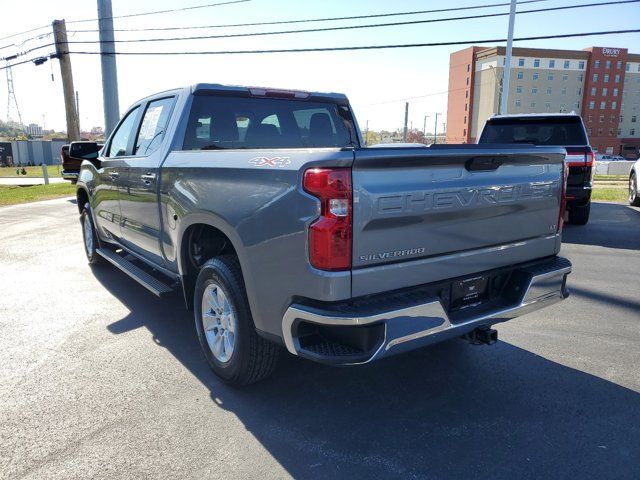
[351,145,565,297]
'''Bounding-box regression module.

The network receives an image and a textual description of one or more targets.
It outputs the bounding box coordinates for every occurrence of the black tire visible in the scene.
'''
[568,201,591,226]
[194,255,279,386]
[80,205,103,265]
[630,172,640,207]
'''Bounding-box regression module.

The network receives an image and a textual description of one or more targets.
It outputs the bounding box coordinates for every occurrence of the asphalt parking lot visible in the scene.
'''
[1,198,639,479]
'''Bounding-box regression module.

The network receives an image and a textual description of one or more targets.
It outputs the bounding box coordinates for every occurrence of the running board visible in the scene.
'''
[96,248,175,297]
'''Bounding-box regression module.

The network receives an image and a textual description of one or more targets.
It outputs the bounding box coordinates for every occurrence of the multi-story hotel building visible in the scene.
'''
[446,45,640,157]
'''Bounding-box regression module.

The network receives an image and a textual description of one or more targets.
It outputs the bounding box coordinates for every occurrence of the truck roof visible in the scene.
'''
[489,112,580,120]
[190,83,349,102]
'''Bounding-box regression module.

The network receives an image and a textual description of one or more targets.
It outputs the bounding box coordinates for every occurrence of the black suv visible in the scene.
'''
[478,114,594,225]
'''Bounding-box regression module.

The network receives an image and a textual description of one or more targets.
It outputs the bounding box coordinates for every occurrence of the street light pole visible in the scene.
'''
[423,115,429,143]
[403,102,409,142]
[97,0,120,136]
[500,0,517,115]
[433,113,440,144]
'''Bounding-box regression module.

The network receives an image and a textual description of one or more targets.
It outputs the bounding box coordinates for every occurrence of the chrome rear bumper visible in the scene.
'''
[282,257,571,365]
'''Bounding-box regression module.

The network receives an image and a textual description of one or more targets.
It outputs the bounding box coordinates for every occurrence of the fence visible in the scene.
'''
[0,140,66,167]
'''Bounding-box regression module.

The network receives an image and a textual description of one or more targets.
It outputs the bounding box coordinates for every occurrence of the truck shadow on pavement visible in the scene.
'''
[93,266,640,480]
[563,202,640,250]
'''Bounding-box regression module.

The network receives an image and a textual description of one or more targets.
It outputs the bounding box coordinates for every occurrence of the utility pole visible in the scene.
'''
[75,90,80,133]
[402,102,409,142]
[433,113,440,144]
[52,19,80,141]
[364,119,369,146]
[97,0,120,136]
[423,115,429,141]
[500,0,517,115]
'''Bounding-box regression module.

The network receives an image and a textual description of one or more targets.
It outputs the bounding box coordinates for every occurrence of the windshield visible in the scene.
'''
[480,117,587,146]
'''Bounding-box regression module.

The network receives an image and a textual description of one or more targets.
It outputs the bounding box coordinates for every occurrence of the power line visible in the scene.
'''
[0,54,53,72]
[0,24,50,43]
[0,43,55,62]
[66,0,251,24]
[64,29,640,57]
[62,0,640,45]
[67,0,551,33]
[0,32,52,52]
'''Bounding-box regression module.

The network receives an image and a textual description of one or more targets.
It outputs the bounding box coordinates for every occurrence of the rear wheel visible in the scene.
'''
[80,205,103,265]
[630,172,640,206]
[568,201,591,226]
[194,255,279,386]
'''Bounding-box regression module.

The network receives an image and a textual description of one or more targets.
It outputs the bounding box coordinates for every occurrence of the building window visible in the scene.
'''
[549,59,555,68]
[589,101,595,109]
[587,115,593,123]
[515,99,521,107]
[564,60,570,69]
[600,101,606,109]
[579,61,585,69]
[626,63,631,71]
[605,60,611,69]
[593,73,599,82]
[620,115,624,122]
[534,59,540,68]
[531,87,538,94]
[613,88,618,97]
[548,73,553,81]
[516,85,523,93]
[591,87,597,96]
[611,114,616,122]
[609,128,614,135]
[533,73,539,80]
[517,71,523,79]
[545,101,551,110]
[612,102,617,110]
[518,58,525,67]
[632,115,637,123]
[602,87,608,96]
[598,128,603,135]
[467,64,470,72]
[603,74,609,82]
[464,116,467,123]
[599,114,605,123]
[561,87,567,95]
[466,77,469,85]
[465,103,468,111]
[632,128,636,135]
[618,128,622,135]
[546,88,552,95]
[562,74,568,81]
[595,60,600,68]
[617,60,622,69]
[587,128,592,136]
[615,74,620,83]
[577,87,582,95]
[463,128,467,136]
[531,102,536,108]
[465,90,469,98]
[638,64,640,72]
[574,102,580,110]
[578,74,583,81]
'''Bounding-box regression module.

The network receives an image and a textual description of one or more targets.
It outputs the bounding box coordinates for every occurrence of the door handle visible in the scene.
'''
[141,173,156,185]
[109,172,119,180]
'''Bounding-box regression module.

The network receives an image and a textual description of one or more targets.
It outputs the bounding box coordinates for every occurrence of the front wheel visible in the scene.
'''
[80,206,103,265]
[194,255,279,386]
[568,201,591,226]
[630,172,640,207]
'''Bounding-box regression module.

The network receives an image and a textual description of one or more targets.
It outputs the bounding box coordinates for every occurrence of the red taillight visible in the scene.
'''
[557,161,568,233]
[303,168,352,271]
[565,150,595,167]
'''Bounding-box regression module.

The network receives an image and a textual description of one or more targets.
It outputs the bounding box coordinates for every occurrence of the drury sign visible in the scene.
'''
[602,48,621,57]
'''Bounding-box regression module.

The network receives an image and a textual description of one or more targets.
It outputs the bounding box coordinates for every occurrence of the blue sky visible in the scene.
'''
[2,0,639,132]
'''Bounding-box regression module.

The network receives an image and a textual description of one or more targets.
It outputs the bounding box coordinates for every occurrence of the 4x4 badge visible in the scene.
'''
[249,156,291,168]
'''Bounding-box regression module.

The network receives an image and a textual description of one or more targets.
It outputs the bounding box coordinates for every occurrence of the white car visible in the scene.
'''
[630,158,640,206]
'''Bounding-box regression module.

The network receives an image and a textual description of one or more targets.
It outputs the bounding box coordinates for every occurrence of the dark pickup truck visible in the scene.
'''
[479,114,594,225]
[76,84,572,385]
[61,142,103,183]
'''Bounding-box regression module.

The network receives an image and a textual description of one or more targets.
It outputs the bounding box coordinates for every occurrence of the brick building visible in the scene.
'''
[446,45,640,157]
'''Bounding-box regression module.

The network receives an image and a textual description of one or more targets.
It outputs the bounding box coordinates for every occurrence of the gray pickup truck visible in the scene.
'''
[76,84,572,385]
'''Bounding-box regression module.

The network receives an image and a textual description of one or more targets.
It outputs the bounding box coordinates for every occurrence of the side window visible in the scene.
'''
[134,97,175,156]
[107,107,140,157]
